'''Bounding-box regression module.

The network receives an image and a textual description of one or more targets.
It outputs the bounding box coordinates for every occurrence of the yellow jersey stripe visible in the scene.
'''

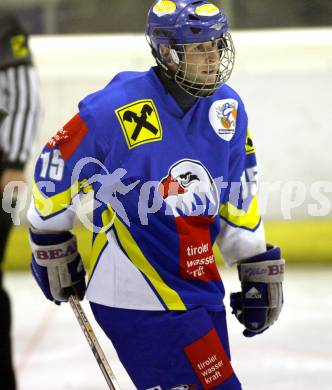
[88,231,108,281]
[87,205,116,281]
[113,216,186,310]
[219,195,261,230]
[32,179,92,218]
[32,180,80,217]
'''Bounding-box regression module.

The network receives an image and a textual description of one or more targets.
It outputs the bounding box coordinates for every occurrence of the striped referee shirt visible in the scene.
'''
[0,14,40,170]
[0,65,40,169]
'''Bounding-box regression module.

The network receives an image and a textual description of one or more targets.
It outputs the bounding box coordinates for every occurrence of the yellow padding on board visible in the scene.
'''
[264,220,332,263]
[113,216,187,310]
[3,220,332,270]
[219,195,261,230]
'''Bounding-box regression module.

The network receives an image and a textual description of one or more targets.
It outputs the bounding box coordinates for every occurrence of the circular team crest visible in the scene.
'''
[153,1,177,17]
[209,99,238,142]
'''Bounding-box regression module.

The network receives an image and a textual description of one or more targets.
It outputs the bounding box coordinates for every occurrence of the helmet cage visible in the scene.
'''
[172,33,235,97]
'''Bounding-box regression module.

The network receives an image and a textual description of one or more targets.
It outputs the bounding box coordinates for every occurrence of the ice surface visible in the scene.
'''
[4,267,332,390]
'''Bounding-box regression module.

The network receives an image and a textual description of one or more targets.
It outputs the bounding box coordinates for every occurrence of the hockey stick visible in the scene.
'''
[68,295,121,390]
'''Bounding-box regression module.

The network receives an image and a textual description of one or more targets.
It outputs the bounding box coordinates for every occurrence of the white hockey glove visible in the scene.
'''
[230,245,285,337]
[30,229,86,304]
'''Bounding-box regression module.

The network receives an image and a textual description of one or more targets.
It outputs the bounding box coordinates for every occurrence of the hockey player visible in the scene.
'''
[0,13,40,390]
[28,1,284,389]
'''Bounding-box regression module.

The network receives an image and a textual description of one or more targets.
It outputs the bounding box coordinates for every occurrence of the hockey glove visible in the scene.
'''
[230,245,285,337]
[30,229,86,304]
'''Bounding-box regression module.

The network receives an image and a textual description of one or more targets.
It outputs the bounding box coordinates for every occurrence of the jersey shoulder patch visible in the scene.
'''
[48,114,88,160]
[208,98,238,142]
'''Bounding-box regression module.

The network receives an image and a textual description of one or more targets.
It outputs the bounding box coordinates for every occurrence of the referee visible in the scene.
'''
[0,13,40,389]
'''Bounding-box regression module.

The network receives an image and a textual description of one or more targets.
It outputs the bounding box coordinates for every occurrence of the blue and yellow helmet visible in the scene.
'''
[146,0,235,97]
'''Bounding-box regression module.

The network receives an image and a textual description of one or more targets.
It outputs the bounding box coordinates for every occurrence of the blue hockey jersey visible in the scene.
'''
[28,67,266,311]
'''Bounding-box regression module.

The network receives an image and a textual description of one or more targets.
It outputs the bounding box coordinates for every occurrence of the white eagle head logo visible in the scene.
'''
[158,160,219,217]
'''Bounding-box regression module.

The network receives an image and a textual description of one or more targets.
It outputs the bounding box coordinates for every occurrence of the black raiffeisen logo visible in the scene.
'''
[115,99,162,149]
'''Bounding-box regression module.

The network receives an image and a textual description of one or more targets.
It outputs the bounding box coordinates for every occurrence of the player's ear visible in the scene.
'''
[159,44,178,70]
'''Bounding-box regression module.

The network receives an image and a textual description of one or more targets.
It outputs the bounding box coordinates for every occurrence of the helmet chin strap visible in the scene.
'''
[155,67,198,113]
[154,50,178,82]
[156,58,176,81]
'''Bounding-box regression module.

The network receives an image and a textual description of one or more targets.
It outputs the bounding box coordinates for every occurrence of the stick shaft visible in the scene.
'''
[68,296,121,390]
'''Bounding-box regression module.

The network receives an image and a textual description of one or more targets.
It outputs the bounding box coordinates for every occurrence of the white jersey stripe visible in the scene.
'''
[9,66,27,161]
[1,67,16,154]
[0,70,8,148]
[20,66,40,162]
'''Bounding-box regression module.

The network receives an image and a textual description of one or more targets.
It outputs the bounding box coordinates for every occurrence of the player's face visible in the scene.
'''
[180,40,220,85]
